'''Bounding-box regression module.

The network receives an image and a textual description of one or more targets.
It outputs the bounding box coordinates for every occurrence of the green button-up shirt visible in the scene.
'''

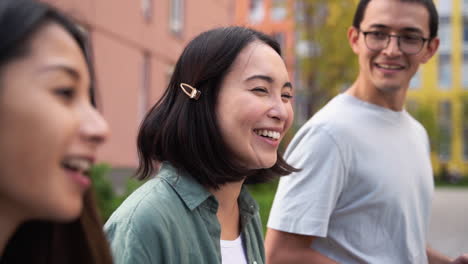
[105,163,265,264]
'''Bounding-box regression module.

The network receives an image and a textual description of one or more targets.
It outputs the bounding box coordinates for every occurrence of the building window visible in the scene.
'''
[139,53,151,122]
[271,0,287,21]
[438,101,452,161]
[409,70,421,89]
[295,1,305,23]
[170,0,184,34]
[439,54,452,89]
[464,6,468,89]
[463,99,468,160]
[463,53,468,89]
[438,0,452,16]
[438,16,452,53]
[141,0,153,21]
[464,16,468,47]
[249,0,264,24]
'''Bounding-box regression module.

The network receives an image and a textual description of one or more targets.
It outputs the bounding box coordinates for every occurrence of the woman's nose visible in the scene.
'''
[79,104,109,145]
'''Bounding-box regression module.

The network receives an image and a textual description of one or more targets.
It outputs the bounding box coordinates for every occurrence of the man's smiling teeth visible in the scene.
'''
[376,63,404,70]
[61,158,91,173]
[254,129,280,140]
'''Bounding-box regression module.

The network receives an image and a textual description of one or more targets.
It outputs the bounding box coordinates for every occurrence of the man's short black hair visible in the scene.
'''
[136,26,298,189]
[352,0,438,39]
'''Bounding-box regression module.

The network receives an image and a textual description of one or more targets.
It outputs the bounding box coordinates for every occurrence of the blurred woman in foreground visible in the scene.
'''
[0,0,112,263]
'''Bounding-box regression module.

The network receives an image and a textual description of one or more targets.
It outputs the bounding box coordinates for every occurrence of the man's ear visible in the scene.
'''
[421,37,439,64]
[348,26,360,54]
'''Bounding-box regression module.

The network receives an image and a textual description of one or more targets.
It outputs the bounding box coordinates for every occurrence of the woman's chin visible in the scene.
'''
[252,159,277,170]
[39,201,83,222]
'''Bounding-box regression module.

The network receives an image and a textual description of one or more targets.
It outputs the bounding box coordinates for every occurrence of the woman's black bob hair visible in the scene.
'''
[137,26,298,189]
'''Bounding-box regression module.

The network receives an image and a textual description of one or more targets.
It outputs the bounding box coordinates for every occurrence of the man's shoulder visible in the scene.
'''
[299,97,357,138]
[309,94,358,125]
[285,94,363,161]
[405,112,428,133]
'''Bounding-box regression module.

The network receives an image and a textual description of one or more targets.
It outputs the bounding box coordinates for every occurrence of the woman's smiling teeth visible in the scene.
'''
[61,157,92,174]
[254,129,280,140]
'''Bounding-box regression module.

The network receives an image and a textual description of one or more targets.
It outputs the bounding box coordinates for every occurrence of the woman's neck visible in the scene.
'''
[209,180,244,240]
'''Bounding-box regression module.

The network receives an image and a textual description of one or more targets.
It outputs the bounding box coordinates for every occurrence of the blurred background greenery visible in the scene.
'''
[91,162,468,232]
[90,164,143,221]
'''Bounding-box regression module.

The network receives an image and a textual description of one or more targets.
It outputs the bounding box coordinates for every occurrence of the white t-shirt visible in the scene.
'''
[220,235,248,264]
[268,93,434,264]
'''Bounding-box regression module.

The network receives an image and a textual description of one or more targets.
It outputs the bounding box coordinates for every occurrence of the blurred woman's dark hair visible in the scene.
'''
[137,26,298,190]
[0,0,112,263]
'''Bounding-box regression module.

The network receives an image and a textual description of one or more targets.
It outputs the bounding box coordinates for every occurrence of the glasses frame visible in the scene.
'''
[359,29,430,55]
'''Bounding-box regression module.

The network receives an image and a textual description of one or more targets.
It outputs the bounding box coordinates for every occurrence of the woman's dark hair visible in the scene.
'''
[0,0,112,263]
[352,0,438,39]
[2,193,112,264]
[137,26,298,189]
[0,0,97,104]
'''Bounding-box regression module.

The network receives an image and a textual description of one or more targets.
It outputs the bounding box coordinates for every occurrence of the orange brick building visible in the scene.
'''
[41,0,234,174]
[235,0,296,86]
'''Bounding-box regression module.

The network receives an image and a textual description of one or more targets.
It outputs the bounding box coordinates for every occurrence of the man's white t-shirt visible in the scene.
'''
[268,93,434,263]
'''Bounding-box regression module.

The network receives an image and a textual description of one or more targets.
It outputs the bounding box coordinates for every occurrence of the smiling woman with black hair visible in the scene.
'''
[105,26,298,264]
[0,0,112,263]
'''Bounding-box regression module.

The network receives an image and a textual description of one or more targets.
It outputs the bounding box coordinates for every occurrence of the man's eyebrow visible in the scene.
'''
[367,24,389,30]
[367,24,424,34]
[245,74,293,89]
[37,64,80,80]
[400,27,424,35]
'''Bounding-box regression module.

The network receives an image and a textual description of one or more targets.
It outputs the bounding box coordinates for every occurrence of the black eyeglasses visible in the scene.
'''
[359,30,429,55]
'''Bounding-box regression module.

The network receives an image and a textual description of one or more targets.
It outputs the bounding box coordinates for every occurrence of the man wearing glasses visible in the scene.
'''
[266,0,468,263]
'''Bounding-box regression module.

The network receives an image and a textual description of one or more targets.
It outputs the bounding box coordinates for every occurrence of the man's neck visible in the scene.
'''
[346,79,408,111]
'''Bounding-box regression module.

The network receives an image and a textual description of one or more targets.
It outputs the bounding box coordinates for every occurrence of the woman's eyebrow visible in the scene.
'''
[37,64,80,80]
[245,74,292,89]
[245,74,273,83]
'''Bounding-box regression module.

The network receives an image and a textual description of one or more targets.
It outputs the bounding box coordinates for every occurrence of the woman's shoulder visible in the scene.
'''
[103,176,192,263]
[105,177,186,231]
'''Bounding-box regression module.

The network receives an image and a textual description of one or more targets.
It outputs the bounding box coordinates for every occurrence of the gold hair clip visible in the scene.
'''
[180,83,201,100]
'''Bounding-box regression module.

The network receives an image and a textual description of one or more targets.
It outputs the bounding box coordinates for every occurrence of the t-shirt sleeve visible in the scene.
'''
[267,125,348,237]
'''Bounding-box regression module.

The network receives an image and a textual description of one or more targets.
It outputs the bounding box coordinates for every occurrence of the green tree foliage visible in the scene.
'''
[297,0,358,114]
[406,100,440,152]
[90,164,143,221]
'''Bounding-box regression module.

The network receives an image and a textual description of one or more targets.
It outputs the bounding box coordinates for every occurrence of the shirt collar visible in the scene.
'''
[238,185,259,217]
[159,162,212,211]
